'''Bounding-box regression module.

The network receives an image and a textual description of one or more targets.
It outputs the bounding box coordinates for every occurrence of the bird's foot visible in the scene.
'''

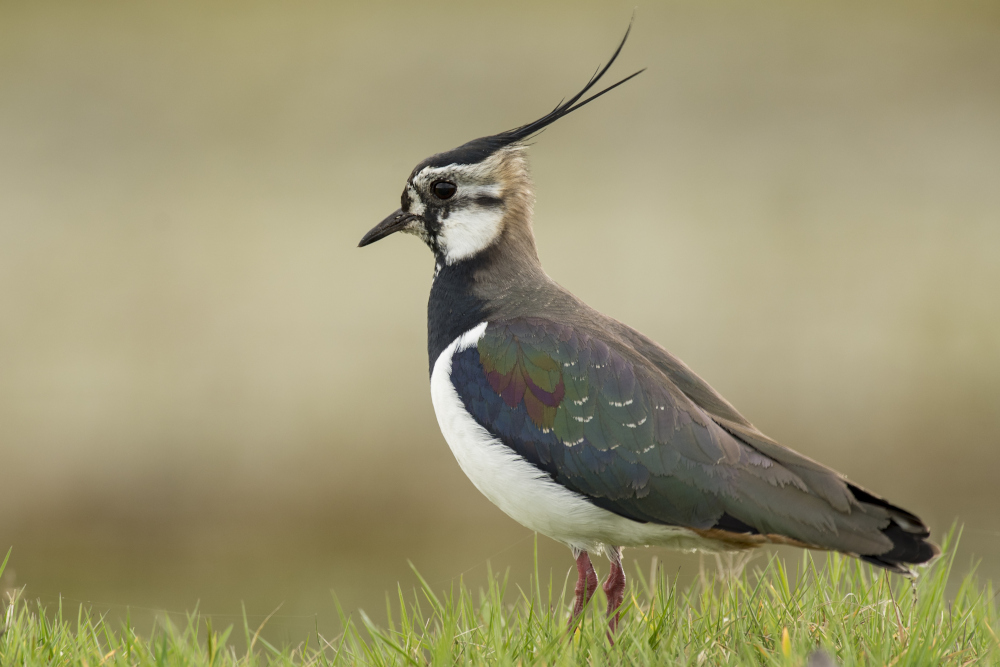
[569,550,598,626]
[603,555,626,640]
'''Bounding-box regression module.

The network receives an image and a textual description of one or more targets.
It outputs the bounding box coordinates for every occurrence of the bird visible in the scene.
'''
[358,24,938,631]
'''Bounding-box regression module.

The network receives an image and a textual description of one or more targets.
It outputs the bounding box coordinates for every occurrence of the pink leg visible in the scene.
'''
[604,548,626,635]
[570,550,599,622]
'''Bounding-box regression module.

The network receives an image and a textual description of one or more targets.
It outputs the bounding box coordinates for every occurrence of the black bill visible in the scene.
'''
[358,209,418,247]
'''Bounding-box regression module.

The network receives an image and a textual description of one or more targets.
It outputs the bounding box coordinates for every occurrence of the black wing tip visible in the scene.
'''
[846,483,939,573]
[848,483,930,535]
[860,519,940,575]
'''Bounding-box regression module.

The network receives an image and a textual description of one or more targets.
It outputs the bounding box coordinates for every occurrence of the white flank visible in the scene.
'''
[430,323,727,555]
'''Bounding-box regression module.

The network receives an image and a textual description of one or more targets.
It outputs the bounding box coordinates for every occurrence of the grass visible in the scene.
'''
[2,530,998,666]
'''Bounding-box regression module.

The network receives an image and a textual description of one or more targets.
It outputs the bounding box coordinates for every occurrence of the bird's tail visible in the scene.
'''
[848,484,939,574]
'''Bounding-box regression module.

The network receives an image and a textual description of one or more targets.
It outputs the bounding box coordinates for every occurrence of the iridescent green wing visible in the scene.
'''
[450,317,898,555]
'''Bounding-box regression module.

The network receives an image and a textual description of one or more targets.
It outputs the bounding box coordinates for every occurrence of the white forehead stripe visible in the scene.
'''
[413,160,492,187]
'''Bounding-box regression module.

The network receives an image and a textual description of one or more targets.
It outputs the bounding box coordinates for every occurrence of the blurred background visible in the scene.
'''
[1,0,998,646]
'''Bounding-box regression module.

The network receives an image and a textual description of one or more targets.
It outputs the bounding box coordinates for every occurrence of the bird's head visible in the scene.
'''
[359,23,643,267]
[358,142,533,266]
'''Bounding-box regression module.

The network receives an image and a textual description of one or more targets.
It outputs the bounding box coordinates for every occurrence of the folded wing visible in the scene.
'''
[450,317,937,572]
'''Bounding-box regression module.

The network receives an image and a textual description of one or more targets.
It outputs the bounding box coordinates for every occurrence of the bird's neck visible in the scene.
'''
[426,225,547,375]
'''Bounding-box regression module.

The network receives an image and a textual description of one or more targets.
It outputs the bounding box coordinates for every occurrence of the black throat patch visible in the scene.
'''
[426,251,494,376]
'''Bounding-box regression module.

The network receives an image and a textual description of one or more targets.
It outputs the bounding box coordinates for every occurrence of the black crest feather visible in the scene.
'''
[419,20,645,169]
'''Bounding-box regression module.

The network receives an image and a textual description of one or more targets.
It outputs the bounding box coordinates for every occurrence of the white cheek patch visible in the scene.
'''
[410,164,507,263]
[403,217,432,245]
[440,205,504,264]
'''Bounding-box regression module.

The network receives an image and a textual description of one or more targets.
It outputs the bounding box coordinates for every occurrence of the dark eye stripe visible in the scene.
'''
[473,195,504,208]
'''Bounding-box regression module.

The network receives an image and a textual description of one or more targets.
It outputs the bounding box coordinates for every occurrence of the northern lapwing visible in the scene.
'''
[359,25,938,630]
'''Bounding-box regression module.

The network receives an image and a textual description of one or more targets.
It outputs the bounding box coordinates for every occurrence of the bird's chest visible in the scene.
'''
[426,323,715,554]
[428,323,598,546]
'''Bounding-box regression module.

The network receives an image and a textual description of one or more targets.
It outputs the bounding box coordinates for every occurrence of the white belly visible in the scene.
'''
[429,322,720,555]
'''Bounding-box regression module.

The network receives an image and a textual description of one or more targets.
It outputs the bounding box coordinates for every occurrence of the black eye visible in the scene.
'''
[432,181,457,200]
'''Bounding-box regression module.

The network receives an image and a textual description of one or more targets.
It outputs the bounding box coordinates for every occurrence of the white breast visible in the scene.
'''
[429,323,718,555]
